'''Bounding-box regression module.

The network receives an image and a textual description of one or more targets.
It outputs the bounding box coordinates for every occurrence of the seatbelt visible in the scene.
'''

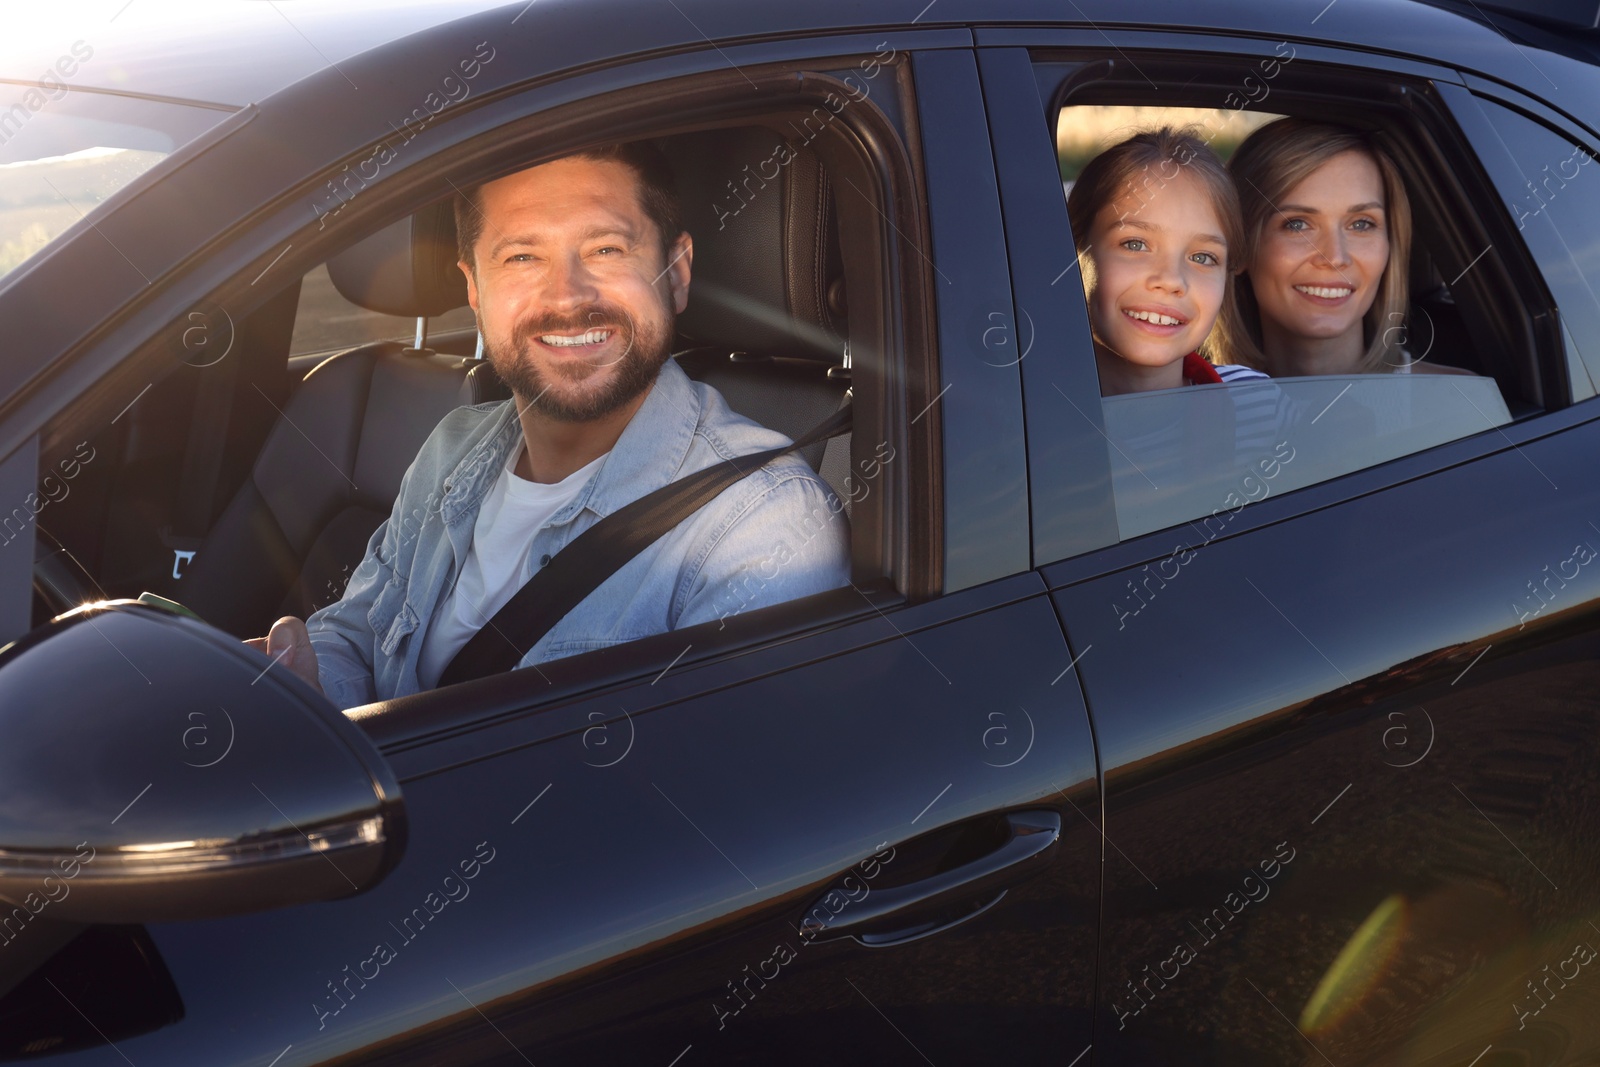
[439,402,852,688]
[160,352,240,581]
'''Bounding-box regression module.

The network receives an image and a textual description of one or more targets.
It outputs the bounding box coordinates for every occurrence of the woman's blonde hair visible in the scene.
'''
[1066,125,1245,365]
[1217,118,1412,373]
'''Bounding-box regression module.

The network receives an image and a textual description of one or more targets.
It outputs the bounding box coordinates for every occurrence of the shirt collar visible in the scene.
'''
[1182,352,1222,386]
[569,357,702,520]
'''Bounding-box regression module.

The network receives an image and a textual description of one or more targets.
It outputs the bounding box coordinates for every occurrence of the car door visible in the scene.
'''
[2,28,1100,1067]
[982,26,1600,1067]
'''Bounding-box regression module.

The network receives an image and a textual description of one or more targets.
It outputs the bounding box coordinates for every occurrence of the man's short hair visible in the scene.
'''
[454,140,684,268]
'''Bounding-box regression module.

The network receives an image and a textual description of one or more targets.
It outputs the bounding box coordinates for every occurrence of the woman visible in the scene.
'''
[1220,118,1469,377]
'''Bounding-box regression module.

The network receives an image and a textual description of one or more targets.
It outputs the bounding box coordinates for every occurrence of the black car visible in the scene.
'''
[3,0,1600,1063]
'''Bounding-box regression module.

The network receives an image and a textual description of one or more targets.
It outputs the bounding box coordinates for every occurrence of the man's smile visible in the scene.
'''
[538,328,614,349]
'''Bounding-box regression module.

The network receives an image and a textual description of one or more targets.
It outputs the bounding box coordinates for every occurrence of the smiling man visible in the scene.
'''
[247,141,851,709]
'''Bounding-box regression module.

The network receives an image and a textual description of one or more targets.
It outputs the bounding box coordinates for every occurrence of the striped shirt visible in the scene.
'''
[1104,358,1295,540]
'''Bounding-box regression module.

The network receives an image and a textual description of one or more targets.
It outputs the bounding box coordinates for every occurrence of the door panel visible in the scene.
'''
[1051,420,1600,1064]
[380,578,1098,1066]
[22,37,1103,1067]
[46,576,1099,1066]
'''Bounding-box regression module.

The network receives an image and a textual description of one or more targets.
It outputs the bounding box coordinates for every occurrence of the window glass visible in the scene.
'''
[1468,97,1600,403]
[1056,103,1517,543]
[288,263,476,357]
[1105,375,1510,539]
[0,89,224,283]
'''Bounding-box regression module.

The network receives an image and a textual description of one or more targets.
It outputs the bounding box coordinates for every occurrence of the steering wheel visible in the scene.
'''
[31,524,105,623]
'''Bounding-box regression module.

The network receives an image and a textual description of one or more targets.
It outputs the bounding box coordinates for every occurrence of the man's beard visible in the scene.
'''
[485,300,674,422]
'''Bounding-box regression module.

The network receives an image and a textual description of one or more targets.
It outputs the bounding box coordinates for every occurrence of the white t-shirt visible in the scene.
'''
[415,440,608,689]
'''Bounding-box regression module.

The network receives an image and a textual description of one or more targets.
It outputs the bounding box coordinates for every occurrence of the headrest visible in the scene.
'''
[326,199,468,318]
[665,127,847,363]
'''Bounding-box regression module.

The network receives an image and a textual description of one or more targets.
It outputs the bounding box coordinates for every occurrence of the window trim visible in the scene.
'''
[1444,79,1600,404]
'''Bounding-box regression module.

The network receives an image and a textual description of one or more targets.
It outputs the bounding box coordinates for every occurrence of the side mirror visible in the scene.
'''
[0,601,405,926]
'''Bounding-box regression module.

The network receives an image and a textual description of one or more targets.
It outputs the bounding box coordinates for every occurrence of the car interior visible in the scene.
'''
[29,124,861,647]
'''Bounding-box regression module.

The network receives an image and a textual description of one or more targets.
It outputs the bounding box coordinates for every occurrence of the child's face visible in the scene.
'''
[1082,170,1230,377]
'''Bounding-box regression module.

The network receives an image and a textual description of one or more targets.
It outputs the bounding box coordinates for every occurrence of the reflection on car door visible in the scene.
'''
[1049,427,1600,1065]
[377,579,1098,1066]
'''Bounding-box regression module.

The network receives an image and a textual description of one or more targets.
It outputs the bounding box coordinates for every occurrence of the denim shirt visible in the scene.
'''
[307,358,851,710]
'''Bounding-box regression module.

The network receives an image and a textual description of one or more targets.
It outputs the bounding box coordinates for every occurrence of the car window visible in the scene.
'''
[1464,96,1600,403]
[1054,100,1520,543]
[287,263,476,358]
[24,41,913,719]
[1103,374,1510,538]
[0,88,226,284]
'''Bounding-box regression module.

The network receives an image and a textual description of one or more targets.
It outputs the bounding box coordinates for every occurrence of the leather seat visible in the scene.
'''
[664,126,852,479]
[185,126,851,639]
[180,204,510,637]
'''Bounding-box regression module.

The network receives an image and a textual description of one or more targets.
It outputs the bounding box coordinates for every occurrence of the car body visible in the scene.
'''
[2,0,1600,1064]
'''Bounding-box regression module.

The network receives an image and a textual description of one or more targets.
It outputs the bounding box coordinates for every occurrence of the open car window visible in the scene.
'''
[23,50,917,719]
[1049,89,1534,545]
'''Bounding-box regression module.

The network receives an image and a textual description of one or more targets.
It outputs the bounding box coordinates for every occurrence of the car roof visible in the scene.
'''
[0,0,510,108]
[0,0,1570,111]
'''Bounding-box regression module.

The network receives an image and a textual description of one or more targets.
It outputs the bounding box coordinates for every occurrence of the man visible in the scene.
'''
[246,142,850,709]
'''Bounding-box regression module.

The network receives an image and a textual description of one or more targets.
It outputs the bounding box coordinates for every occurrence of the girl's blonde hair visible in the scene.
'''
[1218,118,1412,373]
[1065,126,1246,365]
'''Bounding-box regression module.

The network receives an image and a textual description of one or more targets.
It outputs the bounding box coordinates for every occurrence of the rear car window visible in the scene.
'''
[1103,375,1510,539]
[287,263,476,358]
[1053,99,1519,544]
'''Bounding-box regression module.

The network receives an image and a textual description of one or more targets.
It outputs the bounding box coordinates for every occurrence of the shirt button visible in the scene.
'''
[539,553,551,567]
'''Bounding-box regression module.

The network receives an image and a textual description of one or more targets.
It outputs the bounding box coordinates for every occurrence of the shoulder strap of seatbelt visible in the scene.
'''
[162,351,241,578]
[438,402,852,688]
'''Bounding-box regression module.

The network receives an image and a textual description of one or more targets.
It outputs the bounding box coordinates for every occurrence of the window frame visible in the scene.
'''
[25,35,955,732]
[1441,76,1600,404]
[975,36,1579,585]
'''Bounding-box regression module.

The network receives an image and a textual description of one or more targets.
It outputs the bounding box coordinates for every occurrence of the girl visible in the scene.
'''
[1067,126,1267,395]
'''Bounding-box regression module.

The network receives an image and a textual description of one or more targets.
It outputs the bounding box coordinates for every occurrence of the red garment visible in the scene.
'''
[1182,352,1221,386]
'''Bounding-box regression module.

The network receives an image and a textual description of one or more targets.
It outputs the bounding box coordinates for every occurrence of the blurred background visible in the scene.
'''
[1057,104,1282,188]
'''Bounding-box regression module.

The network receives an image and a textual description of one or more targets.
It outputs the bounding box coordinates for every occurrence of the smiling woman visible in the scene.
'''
[1216,118,1468,377]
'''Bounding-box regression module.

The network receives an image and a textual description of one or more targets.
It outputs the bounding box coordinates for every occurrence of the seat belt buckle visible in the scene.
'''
[158,527,203,581]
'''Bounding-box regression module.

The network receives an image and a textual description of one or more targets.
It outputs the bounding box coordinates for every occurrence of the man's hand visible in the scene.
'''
[244,616,323,694]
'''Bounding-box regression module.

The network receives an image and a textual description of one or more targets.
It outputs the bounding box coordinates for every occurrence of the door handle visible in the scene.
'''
[801,809,1061,947]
